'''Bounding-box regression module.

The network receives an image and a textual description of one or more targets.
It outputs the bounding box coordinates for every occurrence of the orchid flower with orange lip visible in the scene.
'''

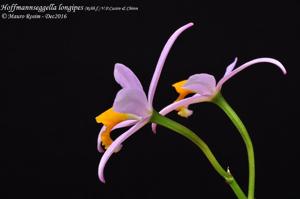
[95,22,194,183]
[152,57,287,127]
[151,57,287,199]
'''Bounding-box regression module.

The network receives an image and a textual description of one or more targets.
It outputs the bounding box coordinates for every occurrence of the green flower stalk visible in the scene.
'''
[151,110,247,199]
[212,93,255,199]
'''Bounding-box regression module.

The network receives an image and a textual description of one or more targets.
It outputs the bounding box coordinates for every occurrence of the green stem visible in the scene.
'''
[212,93,255,199]
[151,110,247,199]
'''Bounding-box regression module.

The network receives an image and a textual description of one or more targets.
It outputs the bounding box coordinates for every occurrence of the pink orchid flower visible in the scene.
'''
[95,23,194,183]
[152,57,287,132]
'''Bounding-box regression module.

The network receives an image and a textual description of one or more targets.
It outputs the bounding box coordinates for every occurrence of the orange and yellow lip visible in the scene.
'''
[96,108,130,149]
[172,80,195,118]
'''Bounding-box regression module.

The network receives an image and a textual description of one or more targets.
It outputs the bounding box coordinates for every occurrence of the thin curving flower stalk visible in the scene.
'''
[152,57,287,199]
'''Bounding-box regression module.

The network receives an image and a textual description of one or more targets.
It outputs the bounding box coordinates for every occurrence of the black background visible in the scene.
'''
[1,1,299,198]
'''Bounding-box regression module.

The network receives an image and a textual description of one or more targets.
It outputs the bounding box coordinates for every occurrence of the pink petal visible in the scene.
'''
[112,120,138,130]
[98,118,149,183]
[217,58,287,90]
[148,22,194,105]
[151,94,208,133]
[223,57,238,77]
[114,63,143,90]
[183,74,216,95]
[97,126,106,153]
[113,88,151,117]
